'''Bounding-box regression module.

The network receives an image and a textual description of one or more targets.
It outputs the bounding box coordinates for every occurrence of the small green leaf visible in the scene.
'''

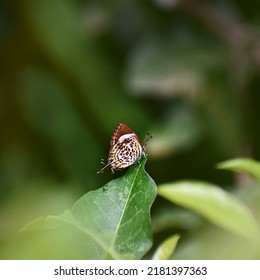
[21,157,157,259]
[217,158,260,180]
[152,235,180,260]
[158,181,259,241]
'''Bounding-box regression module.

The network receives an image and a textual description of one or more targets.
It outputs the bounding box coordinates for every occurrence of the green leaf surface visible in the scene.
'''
[158,181,259,241]
[217,158,260,180]
[152,235,180,260]
[21,157,157,259]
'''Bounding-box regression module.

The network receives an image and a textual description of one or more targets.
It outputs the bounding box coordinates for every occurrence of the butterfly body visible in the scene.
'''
[98,123,150,173]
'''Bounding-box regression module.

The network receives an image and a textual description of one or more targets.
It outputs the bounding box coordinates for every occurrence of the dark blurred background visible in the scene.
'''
[1,0,260,259]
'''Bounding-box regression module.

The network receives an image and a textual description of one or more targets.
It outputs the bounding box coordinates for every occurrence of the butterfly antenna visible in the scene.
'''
[143,131,153,146]
[97,163,111,174]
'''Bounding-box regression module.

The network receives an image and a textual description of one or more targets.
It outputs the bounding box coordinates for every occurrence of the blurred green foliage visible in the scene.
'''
[1,0,260,259]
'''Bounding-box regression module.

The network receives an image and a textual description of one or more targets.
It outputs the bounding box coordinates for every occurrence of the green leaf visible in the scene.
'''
[152,235,180,260]
[158,181,259,241]
[21,157,157,259]
[217,158,260,180]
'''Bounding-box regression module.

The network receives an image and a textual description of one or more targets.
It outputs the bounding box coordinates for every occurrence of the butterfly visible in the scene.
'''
[97,123,152,173]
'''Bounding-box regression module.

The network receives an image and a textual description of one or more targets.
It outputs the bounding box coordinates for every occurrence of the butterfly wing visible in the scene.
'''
[110,123,138,146]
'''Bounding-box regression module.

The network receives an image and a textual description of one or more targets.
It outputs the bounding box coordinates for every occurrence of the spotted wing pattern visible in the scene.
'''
[98,123,145,173]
